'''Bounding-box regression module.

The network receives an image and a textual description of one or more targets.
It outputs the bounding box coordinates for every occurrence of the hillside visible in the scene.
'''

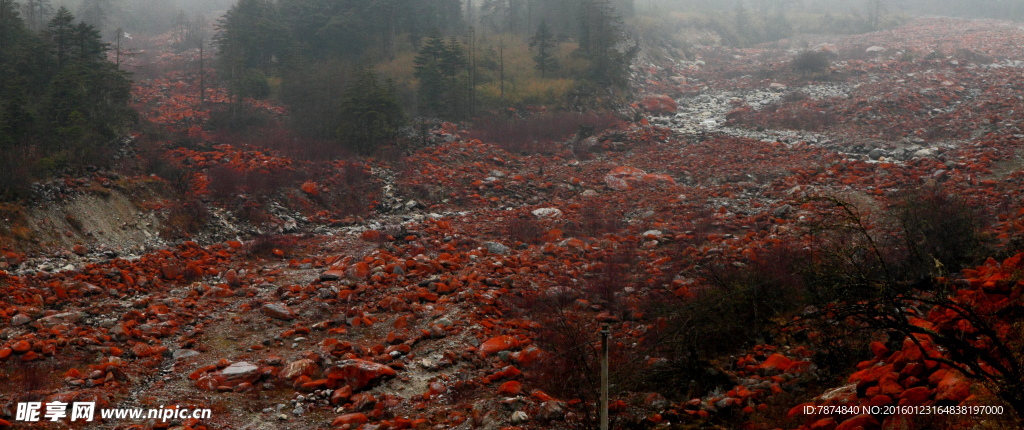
[2,16,1024,430]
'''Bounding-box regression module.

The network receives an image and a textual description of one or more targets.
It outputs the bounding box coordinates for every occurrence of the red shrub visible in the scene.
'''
[508,216,544,244]
[160,197,210,239]
[641,94,678,115]
[245,234,297,259]
[565,206,625,238]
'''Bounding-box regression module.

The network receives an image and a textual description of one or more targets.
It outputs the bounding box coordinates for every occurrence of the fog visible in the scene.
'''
[43,0,233,34]
[642,0,1024,18]
[5,0,1024,428]
[35,0,1024,42]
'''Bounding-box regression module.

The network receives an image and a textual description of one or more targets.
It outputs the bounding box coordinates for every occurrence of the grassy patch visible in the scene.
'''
[0,203,32,247]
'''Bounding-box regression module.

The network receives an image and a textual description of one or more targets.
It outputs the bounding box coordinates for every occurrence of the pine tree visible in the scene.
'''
[337,70,406,154]
[0,5,133,194]
[530,20,557,77]
[46,7,74,71]
[72,21,106,64]
[414,33,469,118]
[414,33,448,116]
[0,0,26,55]
[576,0,636,86]
[214,0,293,99]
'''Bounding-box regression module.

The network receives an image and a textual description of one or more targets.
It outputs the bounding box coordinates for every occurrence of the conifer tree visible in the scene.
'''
[576,0,636,86]
[414,33,469,118]
[530,20,557,77]
[337,70,406,154]
[47,7,74,70]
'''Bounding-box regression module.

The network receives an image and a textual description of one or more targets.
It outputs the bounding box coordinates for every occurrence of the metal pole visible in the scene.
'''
[600,324,610,430]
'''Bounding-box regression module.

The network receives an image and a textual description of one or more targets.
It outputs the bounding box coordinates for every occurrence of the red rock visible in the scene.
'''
[511,346,544,367]
[300,379,327,391]
[234,382,255,393]
[608,166,646,179]
[898,386,932,405]
[301,181,319,196]
[869,341,889,358]
[331,385,353,404]
[759,353,793,373]
[195,375,219,391]
[869,395,892,407]
[531,390,554,402]
[0,348,11,360]
[835,414,879,430]
[498,381,522,395]
[788,360,814,372]
[927,369,949,386]
[279,358,318,381]
[900,362,925,378]
[261,303,295,321]
[490,365,521,381]
[810,417,837,430]
[788,402,814,419]
[604,166,647,190]
[877,374,903,396]
[849,363,894,390]
[320,269,345,281]
[882,414,912,430]
[901,338,924,362]
[478,335,519,357]
[332,413,369,426]
[605,175,631,191]
[350,392,376,410]
[160,265,181,280]
[641,94,678,115]
[934,371,970,403]
[224,269,240,287]
[11,340,30,353]
[131,343,155,358]
[393,316,409,329]
[640,173,676,186]
[326,359,397,390]
[349,262,371,279]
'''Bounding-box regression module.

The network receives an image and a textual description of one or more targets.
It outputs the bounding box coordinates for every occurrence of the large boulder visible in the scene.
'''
[325,359,397,390]
[261,303,295,321]
[279,358,319,381]
[479,335,519,357]
[641,94,678,115]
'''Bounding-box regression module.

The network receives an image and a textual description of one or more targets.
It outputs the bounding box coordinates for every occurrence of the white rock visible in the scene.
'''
[222,361,259,379]
[531,208,563,219]
[642,230,663,238]
[510,411,529,424]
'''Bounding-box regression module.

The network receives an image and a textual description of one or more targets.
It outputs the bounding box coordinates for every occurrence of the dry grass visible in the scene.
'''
[0,203,32,247]
[376,34,585,110]
[474,35,583,108]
